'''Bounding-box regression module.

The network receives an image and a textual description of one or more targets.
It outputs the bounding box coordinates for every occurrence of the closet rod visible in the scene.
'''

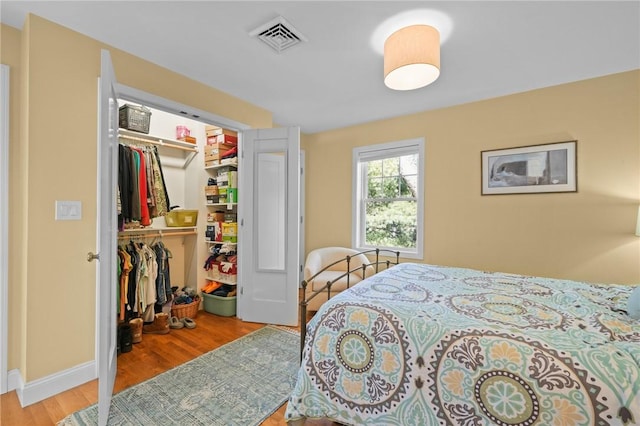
[118,229,197,239]
[118,134,198,152]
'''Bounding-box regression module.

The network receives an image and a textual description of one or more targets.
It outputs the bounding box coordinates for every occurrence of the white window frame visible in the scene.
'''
[352,138,424,259]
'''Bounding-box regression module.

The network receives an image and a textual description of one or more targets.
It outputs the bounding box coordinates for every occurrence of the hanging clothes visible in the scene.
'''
[117,142,171,229]
[136,242,158,322]
[129,148,141,221]
[153,241,172,305]
[145,149,157,218]
[118,145,131,230]
[150,146,171,217]
[117,238,173,323]
[130,147,151,226]
[124,241,139,321]
[117,247,133,322]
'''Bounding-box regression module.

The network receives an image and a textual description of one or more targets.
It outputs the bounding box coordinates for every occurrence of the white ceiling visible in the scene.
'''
[1,1,639,134]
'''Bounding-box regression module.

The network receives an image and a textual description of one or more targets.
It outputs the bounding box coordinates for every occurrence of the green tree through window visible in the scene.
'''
[353,139,423,258]
[364,155,418,247]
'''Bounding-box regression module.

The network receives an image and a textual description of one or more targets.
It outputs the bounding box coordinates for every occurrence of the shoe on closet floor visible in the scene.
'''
[129,318,143,343]
[119,324,133,353]
[142,313,170,335]
[182,317,196,329]
[169,316,184,329]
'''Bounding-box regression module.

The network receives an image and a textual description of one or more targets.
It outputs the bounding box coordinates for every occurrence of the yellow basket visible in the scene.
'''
[165,210,198,227]
[170,296,200,319]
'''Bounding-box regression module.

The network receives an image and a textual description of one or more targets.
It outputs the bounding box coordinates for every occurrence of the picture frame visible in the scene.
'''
[481,141,577,195]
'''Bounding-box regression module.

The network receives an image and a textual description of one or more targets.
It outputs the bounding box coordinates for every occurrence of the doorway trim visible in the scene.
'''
[97,82,251,364]
[116,84,250,132]
[299,150,306,286]
[1,64,9,395]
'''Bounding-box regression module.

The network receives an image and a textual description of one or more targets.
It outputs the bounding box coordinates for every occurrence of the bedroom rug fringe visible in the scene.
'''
[58,325,300,426]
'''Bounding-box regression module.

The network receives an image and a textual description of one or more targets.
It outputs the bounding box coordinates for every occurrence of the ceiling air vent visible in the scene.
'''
[249,16,308,53]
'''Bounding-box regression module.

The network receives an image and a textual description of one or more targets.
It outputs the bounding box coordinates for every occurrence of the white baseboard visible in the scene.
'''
[7,368,22,392]
[15,361,96,407]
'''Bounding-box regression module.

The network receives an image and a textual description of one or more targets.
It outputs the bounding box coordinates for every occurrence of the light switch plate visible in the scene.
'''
[55,200,82,221]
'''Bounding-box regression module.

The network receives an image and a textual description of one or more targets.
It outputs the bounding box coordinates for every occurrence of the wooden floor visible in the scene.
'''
[1,311,337,426]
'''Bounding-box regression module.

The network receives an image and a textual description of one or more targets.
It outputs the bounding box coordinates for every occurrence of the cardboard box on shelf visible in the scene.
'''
[207,211,225,222]
[204,185,219,196]
[222,222,238,242]
[227,171,238,187]
[205,222,223,242]
[205,142,236,153]
[227,188,238,203]
[207,134,237,145]
[178,136,197,144]
[216,170,237,188]
[205,125,237,138]
[204,143,236,167]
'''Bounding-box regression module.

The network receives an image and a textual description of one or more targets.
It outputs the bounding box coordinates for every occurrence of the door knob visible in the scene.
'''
[87,252,100,262]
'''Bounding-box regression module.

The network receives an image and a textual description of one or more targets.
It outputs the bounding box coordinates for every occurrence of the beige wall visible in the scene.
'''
[4,15,272,382]
[304,70,640,285]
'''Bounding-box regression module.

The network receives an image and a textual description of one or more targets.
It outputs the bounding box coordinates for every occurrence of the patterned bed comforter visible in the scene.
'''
[285,263,640,425]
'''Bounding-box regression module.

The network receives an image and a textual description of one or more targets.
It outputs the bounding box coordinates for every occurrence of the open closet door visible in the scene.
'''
[96,49,119,426]
[0,64,9,395]
[238,127,300,326]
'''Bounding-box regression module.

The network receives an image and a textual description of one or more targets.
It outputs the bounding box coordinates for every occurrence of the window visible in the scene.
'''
[352,138,424,259]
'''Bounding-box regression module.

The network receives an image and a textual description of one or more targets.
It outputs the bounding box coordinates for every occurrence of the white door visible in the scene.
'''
[96,49,119,426]
[238,127,300,326]
[0,64,9,395]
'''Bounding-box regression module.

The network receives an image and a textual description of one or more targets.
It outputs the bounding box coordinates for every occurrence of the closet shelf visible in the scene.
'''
[204,159,238,170]
[206,202,237,208]
[118,227,197,239]
[118,129,198,169]
[205,240,237,245]
[119,129,198,151]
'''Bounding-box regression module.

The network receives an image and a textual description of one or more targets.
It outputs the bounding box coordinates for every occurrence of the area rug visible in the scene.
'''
[58,325,300,426]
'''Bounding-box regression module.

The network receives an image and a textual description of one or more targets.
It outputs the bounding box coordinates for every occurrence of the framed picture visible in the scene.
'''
[481,141,577,195]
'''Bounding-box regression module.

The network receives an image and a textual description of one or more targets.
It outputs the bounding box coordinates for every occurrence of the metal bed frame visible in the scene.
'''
[298,248,400,359]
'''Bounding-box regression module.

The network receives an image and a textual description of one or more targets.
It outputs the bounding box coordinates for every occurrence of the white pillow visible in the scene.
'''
[628,286,640,319]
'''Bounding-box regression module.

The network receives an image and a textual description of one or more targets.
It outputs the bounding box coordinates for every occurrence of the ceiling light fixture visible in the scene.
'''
[383,24,440,91]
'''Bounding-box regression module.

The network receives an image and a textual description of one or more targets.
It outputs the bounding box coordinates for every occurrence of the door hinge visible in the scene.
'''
[240,286,244,295]
[240,218,244,226]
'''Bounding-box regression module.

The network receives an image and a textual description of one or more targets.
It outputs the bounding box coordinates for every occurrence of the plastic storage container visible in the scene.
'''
[202,293,236,317]
[119,104,151,134]
[165,210,198,227]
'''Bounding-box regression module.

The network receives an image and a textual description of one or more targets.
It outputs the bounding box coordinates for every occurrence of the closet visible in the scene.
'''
[115,101,237,354]
[97,51,299,422]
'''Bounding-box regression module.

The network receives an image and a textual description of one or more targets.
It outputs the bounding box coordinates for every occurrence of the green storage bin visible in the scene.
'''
[202,293,236,317]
